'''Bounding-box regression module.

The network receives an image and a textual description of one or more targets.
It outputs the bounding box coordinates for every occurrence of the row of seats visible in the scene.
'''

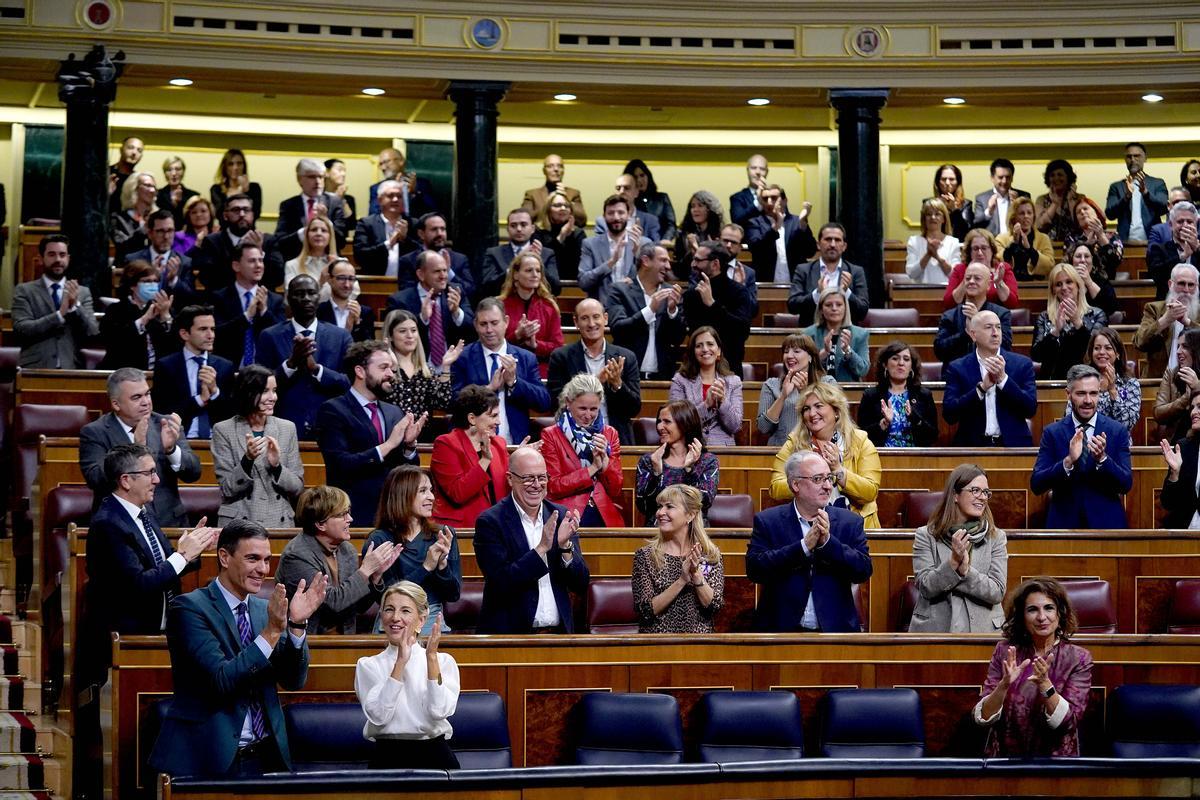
[147,685,1200,772]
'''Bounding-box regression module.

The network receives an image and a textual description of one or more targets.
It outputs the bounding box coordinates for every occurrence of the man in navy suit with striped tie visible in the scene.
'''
[152,305,235,439]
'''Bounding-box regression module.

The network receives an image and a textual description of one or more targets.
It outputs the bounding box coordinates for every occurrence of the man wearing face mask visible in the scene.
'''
[1031,364,1132,528]
[192,193,286,292]
[255,275,352,440]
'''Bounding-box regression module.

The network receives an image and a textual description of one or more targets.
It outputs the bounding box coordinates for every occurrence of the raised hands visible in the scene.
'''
[649,442,667,475]
[683,438,703,469]
[160,413,183,453]
[1086,431,1108,462]
[804,508,831,551]
[1161,438,1184,478]
[695,271,714,306]
[422,527,454,572]
[813,439,841,474]
[441,339,465,370]
[360,540,402,583]
[600,355,625,390]
[177,516,219,561]
[998,645,1031,690]
[1066,426,1085,468]
[706,376,726,409]
[949,529,971,575]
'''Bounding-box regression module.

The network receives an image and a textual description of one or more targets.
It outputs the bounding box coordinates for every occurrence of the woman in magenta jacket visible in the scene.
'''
[541,373,625,527]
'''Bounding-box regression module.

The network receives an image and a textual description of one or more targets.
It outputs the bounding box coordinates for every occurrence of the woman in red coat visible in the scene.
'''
[430,385,510,528]
[500,252,562,378]
[541,373,625,527]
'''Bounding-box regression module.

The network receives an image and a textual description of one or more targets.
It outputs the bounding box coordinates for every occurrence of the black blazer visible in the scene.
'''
[209,284,286,365]
[83,495,199,678]
[1162,436,1200,529]
[681,272,753,375]
[1147,241,1200,300]
[534,227,585,282]
[745,213,818,281]
[351,214,419,276]
[396,248,476,300]
[317,299,377,342]
[605,280,687,380]
[934,302,1012,364]
[857,384,939,447]
[479,243,561,299]
[385,286,476,356]
[274,192,348,261]
[157,185,199,228]
[546,341,641,444]
[97,298,179,370]
[151,349,236,435]
[190,229,286,292]
[474,497,590,634]
[315,392,419,521]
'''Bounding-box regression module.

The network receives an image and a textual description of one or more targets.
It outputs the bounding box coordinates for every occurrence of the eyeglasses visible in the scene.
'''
[963,487,993,499]
[797,473,836,485]
[324,511,353,522]
[123,468,157,478]
[509,471,549,487]
[226,206,253,216]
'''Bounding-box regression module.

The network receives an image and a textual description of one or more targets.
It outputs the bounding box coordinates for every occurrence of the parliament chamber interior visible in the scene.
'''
[0,1,1199,798]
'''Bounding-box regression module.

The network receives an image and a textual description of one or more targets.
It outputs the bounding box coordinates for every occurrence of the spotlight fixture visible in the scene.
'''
[943,96,966,105]
[361,87,386,96]
[553,93,577,101]
[1142,93,1164,103]
[168,78,193,87]
[747,97,771,106]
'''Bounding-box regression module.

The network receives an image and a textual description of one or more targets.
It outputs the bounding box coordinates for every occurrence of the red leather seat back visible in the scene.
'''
[1062,579,1117,633]
[587,578,638,634]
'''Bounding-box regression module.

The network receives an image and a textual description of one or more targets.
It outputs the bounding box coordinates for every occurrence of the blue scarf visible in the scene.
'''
[558,409,607,464]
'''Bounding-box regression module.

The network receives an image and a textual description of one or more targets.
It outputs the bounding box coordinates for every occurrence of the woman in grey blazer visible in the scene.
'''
[211,365,304,527]
[909,464,1008,633]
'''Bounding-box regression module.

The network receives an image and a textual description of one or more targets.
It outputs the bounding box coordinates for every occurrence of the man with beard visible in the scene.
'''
[191,193,286,292]
[1032,364,1132,528]
[255,275,352,439]
[786,222,870,326]
[606,243,686,381]
[395,213,476,299]
[593,174,660,244]
[1147,202,1200,299]
[547,298,641,445]
[1134,263,1200,379]
[683,240,753,376]
[744,184,816,284]
[579,195,649,304]
[108,135,143,212]
[367,146,438,218]
[317,341,424,520]
[11,234,100,368]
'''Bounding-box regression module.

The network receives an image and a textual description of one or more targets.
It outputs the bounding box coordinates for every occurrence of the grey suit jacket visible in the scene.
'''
[971,188,1032,235]
[79,412,203,526]
[908,525,1007,633]
[578,233,650,304]
[211,415,304,528]
[10,279,100,369]
[276,532,381,635]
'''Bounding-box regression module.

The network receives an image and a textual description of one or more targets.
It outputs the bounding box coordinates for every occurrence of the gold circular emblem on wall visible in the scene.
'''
[847,26,888,58]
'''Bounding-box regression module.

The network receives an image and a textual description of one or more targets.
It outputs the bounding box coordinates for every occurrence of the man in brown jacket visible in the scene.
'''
[1133,263,1200,379]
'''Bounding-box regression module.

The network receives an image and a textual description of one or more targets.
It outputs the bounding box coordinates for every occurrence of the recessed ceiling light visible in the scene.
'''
[1142,93,1164,103]
[943,96,966,105]
[553,93,577,101]
[168,78,193,87]
[361,87,385,96]
[747,97,771,106]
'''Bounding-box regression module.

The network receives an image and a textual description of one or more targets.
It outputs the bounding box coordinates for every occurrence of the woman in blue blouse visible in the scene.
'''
[802,286,869,382]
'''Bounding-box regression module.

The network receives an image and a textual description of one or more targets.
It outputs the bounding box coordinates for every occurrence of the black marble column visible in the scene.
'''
[57,45,124,301]
[829,89,889,309]
[446,80,509,297]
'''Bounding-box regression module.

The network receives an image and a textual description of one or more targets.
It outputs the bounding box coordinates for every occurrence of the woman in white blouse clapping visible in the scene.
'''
[355,581,461,769]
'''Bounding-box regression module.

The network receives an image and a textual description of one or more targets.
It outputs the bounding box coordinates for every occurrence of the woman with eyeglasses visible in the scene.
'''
[211,364,304,528]
[769,381,881,529]
[632,485,724,633]
[277,485,402,635]
[430,385,510,528]
[909,464,1008,633]
[942,228,1020,309]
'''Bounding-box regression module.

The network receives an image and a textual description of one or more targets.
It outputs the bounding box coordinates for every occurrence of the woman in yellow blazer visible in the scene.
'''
[995,196,1055,281]
[769,381,882,529]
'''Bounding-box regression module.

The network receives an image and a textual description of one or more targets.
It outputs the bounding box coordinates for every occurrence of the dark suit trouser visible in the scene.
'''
[371,736,460,770]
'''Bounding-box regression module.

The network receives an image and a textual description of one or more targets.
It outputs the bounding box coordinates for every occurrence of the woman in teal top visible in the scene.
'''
[802,285,870,382]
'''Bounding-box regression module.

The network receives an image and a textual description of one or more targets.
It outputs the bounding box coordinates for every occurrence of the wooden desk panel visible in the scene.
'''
[114,633,1200,798]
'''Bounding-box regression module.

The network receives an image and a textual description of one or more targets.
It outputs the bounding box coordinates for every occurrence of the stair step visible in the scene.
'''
[0,591,15,617]
[10,624,37,654]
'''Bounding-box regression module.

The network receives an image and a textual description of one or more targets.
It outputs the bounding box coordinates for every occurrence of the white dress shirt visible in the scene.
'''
[384,216,404,277]
[280,319,324,381]
[183,345,220,438]
[582,346,609,420]
[515,501,561,627]
[119,417,185,472]
[974,352,1010,437]
[355,642,460,741]
[1129,178,1146,242]
[417,283,466,327]
[113,493,187,629]
[773,232,789,283]
[810,260,853,305]
[482,342,513,443]
[995,192,1011,235]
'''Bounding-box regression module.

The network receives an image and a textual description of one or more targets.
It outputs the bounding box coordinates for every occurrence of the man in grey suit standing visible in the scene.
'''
[1105,142,1169,244]
[971,158,1031,236]
[579,195,649,304]
[79,367,202,527]
[11,234,99,368]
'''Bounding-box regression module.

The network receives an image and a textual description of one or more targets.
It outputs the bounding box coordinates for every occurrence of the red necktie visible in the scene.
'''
[367,402,384,443]
[306,197,315,221]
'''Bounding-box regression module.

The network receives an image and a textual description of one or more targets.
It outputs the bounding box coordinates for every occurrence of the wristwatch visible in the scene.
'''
[560,540,574,552]
[287,619,308,631]
[1042,685,1056,698]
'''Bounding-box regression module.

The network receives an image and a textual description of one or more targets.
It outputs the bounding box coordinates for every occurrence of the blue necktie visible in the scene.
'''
[235,603,268,741]
[50,282,61,309]
[489,352,499,381]
[192,355,211,438]
[242,290,255,366]
[139,508,174,606]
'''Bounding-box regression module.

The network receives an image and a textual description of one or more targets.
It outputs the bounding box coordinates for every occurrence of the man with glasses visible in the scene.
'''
[934,262,1013,364]
[682,240,753,375]
[80,367,202,526]
[747,450,872,632]
[318,259,376,342]
[123,208,196,302]
[474,446,590,634]
[745,183,815,284]
[275,158,348,262]
[1032,364,1132,528]
[192,192,285,292]
[718,223,758,314]
[78,442,217,797]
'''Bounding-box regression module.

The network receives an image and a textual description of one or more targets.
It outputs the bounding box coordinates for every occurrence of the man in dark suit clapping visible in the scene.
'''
[274,158,348,261]
[152,305,235,439]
